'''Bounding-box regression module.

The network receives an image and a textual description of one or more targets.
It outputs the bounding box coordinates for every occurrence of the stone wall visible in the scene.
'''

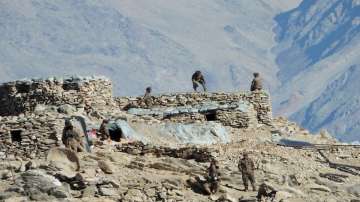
[0,114,64,159]
[0,76,273,160]
[0,76,113,116]
[116,91,272,126]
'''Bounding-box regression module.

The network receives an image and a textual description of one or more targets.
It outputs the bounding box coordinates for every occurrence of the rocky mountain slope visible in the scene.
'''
[272,0,360,142]
[1,109,359,202]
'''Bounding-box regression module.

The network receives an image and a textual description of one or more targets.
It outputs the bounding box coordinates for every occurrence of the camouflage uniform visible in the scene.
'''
[62,120,84,152]
[143,87,153,107]
[192,71,207,92]
[256,183,277,202]
[204,160,221,194]
[98,120,110,140]
[250,73,263,91]
[238,154,256,191]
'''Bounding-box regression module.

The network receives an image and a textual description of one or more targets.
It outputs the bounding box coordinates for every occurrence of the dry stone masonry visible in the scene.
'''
[0,76,113,116]
[116,91,272,127]
[0,76,273,160]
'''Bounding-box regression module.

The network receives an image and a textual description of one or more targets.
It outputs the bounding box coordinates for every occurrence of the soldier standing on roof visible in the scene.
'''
[143,86,153,107]
[192,70,207,92]
[250,72,263,91]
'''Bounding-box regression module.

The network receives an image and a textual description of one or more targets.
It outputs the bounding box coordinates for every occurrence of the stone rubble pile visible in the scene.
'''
[0,76,113,116]
[116,141,215,163]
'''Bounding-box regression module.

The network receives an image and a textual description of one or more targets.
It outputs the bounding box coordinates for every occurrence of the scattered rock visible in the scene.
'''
[97,160,114,174]
[347,184,360,197]
[19,170,71,199]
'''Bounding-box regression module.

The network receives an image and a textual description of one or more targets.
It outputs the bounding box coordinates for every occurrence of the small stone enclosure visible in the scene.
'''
[0,76,272,159]
[0,76,113,116]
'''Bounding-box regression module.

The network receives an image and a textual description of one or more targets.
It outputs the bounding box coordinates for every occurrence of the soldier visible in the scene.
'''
[256,183,277,202]
[62,120,84,152]
[98,119,110,141]
[238,153,256,191]
[192,71,207,92]
[204,159,221,195]
[250,72,263,91]
[143,86,153,107]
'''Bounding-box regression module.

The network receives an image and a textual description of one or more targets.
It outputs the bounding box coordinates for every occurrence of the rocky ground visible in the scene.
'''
[1,113,360,202]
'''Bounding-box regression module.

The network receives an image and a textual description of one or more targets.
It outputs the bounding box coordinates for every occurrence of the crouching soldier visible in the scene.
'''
[62,120,84,152]
[192,70,207,92]
[203,159,221,195]
[256,183,277,202]
[238,153,256,191]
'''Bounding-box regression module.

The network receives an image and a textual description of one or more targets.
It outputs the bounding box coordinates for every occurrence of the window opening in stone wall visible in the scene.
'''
[62,82,80,91]
[11,130,22,143]
[109,128,124,142]
[205,110,217,121]
[17,83,31,93]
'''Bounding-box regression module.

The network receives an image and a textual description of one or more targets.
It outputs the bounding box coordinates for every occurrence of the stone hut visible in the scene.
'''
[0,76,113,116]
[116,91,272,128]
[0,75,273,160]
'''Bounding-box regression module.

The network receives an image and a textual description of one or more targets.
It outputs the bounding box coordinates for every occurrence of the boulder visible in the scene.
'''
[19,170,71,199]
[47,147,80,173]
[97,160,114,174]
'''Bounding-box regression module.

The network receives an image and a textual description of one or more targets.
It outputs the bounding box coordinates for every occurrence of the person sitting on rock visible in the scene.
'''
[250,72,263,91]
[62,119,84,152]
[192,70,207,92]
[203,158,221,195]
[238,153,256,191]
[98,119,110,141]
[256,183,277,202]
[143,86,153,108]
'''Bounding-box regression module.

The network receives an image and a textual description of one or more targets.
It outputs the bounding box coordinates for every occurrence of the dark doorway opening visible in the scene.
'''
[11,130,22,143]
[205,111,217,121]
[109,128,124,142]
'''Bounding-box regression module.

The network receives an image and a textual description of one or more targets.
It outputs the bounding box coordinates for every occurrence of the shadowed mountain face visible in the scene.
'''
[272,0,360,142]
[292,65,360,142]
[274,0,360,82]
[0,0,359,142]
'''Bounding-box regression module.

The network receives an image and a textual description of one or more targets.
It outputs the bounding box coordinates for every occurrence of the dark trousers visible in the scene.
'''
[242,172,255,190]
[193,81,207,92]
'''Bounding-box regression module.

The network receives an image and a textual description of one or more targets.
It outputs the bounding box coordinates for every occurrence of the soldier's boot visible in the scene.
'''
[252,183,256,191]
[244,185,248,192]
[211,182,219,194]
[202,183,212,195]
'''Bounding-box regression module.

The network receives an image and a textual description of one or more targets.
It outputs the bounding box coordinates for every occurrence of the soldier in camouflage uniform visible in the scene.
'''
[256,183,277,202]
[192,71,207,92]
[238,153,256,191]
[203,159,221,194]
[62,120,84,152]
[250,72,263,91]
[98,119,110,141]
[143,87,153,107]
